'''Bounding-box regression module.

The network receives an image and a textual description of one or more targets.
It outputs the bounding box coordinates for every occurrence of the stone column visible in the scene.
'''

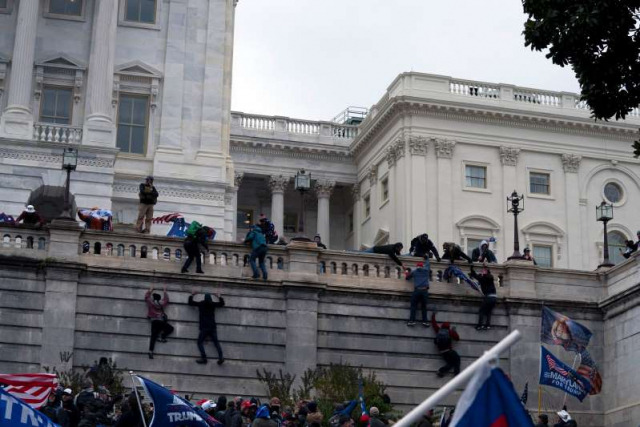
[0,0,40,139]
[352,184,361,249]
[315,180,335,247]
[269,175,289,238]
[500,146,521,260]
[435,139,456,244]
[409,136,428,237]
[83,0,118,147]
[227,172,243,241]
[562,154,582,268]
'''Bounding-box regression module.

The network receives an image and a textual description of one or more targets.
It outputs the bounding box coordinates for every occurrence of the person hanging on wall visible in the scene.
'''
[405,260,430,327]
[137,176,158,234]
[409,233,441,261]
[189,288,226,365]
[471,240,497,263]
[145,285,174,359]
[16,204,45,228]
[469,263,497,331]
[431,313,461,377]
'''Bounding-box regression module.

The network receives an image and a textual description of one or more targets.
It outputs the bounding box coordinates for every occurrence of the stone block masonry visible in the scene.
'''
[1,224,639,426]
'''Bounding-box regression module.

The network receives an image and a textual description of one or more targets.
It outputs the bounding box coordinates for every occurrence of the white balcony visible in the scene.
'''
[33,123,82,144]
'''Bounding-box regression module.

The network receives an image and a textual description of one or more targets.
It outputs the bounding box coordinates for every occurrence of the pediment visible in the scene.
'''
[456,215,500,231]
[522,221,564,236]
[115,60,162,78]
[36,54,86,69]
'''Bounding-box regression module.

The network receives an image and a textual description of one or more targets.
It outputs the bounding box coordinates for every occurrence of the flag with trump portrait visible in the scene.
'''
[539,346,591,402]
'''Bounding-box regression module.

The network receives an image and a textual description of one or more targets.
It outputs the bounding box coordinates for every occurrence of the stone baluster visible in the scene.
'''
[83,0,118,146]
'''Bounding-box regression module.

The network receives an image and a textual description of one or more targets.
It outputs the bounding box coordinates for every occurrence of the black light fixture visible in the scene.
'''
[507,190,525,260]
[59,147,78,220]
[596,201,614,268]
[293,169,311,240]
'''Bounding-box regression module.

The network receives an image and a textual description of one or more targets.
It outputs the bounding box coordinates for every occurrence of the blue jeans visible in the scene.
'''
[249,245,268,279]
[409,288,429,322]
[362,248,374,253]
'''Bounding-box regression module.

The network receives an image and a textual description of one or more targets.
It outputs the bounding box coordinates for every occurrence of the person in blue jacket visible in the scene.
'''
[405,260,431,327]
[245,225,268,280]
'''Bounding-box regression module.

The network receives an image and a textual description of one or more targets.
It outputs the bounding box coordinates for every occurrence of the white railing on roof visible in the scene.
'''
[239,114,276,131]
[231,112,359,140]
[287,119,319,135]
[450,80,500,99]
[513,89,560,107]
[33,123,82,144]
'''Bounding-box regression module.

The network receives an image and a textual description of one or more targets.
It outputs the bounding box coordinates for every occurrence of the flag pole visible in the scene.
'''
[538,385,542,416]
[393,330,522,427]
[561,353,581,408]
[129,371,149,427]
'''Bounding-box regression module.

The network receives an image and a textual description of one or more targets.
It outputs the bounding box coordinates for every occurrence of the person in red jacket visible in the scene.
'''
[145,285,173,359]
[431,313,460,377]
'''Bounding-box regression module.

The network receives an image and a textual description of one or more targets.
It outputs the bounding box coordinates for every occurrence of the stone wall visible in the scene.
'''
[1,224,639,426]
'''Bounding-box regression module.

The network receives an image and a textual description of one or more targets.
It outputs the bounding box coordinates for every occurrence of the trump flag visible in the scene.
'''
[135,375,209,427]
[449,362,533,426]
[539,346,591,401]
[0,386,60,427]
[540,306,592,353]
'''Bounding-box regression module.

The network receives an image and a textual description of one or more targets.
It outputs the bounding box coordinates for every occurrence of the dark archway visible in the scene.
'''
[27,185,77,223]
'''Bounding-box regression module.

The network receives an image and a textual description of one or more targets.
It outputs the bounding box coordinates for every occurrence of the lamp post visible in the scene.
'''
[293,169,311,241]
[596,201,614,268]
[507,190,525,260]
[59,147,78,220]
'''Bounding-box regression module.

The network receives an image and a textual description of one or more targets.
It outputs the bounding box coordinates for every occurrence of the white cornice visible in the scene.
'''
[230,137,353,163]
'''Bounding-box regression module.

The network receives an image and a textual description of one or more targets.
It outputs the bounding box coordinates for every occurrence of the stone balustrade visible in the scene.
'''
[231,111,359,143]
[0,226,48,252]
[33,123,83,144]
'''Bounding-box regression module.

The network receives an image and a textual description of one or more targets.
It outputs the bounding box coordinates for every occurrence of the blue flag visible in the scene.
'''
[0,386,60,427]
[136,375,209,427]
[443,265,481,293]
[450,362,533,426]
[540,306,592,353]
[539,346,591,402]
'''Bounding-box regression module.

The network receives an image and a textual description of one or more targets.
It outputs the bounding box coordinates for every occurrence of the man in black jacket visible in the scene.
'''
[471,240,497,263]
[470,265,497,330]
[365,242,404,266]
[57,389,80,427]
[441,242,472,264]
[136,176,158,234]
[189,290,225,365]
[182,226,212,274]
[409,234,441,261]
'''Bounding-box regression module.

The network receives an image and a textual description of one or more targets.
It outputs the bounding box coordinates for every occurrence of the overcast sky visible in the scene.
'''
[231,0,580,121]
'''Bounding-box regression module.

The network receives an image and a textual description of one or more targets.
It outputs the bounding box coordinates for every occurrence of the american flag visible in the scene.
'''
[0,373,58,409]
[546,355,569,376]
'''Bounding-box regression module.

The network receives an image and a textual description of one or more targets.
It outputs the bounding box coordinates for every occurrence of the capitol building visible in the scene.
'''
[0,0,639,270]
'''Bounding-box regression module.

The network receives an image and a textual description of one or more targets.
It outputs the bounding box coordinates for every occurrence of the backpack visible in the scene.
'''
[264,221,278,244]
[186,221,203,238]
[434,328,452,349]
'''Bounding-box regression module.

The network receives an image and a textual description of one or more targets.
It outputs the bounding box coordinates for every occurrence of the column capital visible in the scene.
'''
[409,135,428,156]
[562,153,582,173]
[351,183,361,201]
[499,146,521,166]
[434,138,456,158]
[315,180,335,198]
[367,166,378,186]
[234,172,244,187]
[386,137,406,167]
[269,174,289,193]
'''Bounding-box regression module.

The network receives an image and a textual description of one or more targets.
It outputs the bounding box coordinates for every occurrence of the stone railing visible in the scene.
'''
[33,123,82,144]
[231,111,359,142]
[0,226,49,252]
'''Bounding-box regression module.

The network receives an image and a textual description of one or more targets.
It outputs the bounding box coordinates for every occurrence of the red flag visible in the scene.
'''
[0,373,58,409]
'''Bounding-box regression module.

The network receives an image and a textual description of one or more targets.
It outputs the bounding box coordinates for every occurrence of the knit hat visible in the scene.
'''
[416,262,424,268]
[270,397,281,407]
[307,401,318,412]
[359,414,370,423]
[369,407,380,417]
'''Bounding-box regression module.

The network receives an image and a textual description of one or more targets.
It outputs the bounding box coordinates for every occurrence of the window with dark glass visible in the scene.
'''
[0,0,8,9]
[465,165,487,189]
[533,245,552,268]
[467,238,483,258]
[125,0,156,23]
[40,87,72,124]
[49,0,82,15]
[236,209,253,229]
[530,172,550,195]
[364,195,371,218]
[381,178,389,203]
[283,213,298,234]
[116,95,148,154]
[608,231,627,265]
[604,182,623,204]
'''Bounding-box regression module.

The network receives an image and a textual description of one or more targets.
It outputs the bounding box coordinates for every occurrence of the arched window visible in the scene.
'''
[94,242,101,255]
[608,231,628,265]
[129,245,137,257]
[140,246,148,258]
[2,234,10,246]
[175,249,182,260]
[27,236,35,249]
[163,248,171,260]
[38,237,46,250]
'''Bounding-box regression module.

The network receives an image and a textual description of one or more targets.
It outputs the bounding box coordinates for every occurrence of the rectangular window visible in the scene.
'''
[40,87,72,124]
[0,0,8,9]
[283,212,298,234]
[530,172,550,195]
[465,165,487,189]
[533,245,553,268]
[348,212,354,233]
[116,95,148,154]
[125,0,156,23]
[236,208,253,229]
[49,0,82,15]
[467,238,483,258]
[381,178,389,203]
[364,195,371,218]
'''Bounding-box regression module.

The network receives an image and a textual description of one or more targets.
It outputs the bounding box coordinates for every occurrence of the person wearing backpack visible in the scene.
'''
[430,313,460,377]
[181,224,213,274]
[258,215,279,244]
[145,285,174,359]
[245,224,269,280]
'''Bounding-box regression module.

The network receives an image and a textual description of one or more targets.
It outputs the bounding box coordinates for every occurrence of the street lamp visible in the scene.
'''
[507,190,525,260]
[59,147,78,220]
[596,201,614,268]
[294,169,311,239]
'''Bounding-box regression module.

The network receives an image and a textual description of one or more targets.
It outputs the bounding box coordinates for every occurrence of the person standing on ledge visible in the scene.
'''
[245,224,269,280]
[405,260,430,327]
[189,288,225,365]
[137,176,158,234]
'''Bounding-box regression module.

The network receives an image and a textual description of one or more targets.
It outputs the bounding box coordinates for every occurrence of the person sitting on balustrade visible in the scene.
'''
[16,205,45,228]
